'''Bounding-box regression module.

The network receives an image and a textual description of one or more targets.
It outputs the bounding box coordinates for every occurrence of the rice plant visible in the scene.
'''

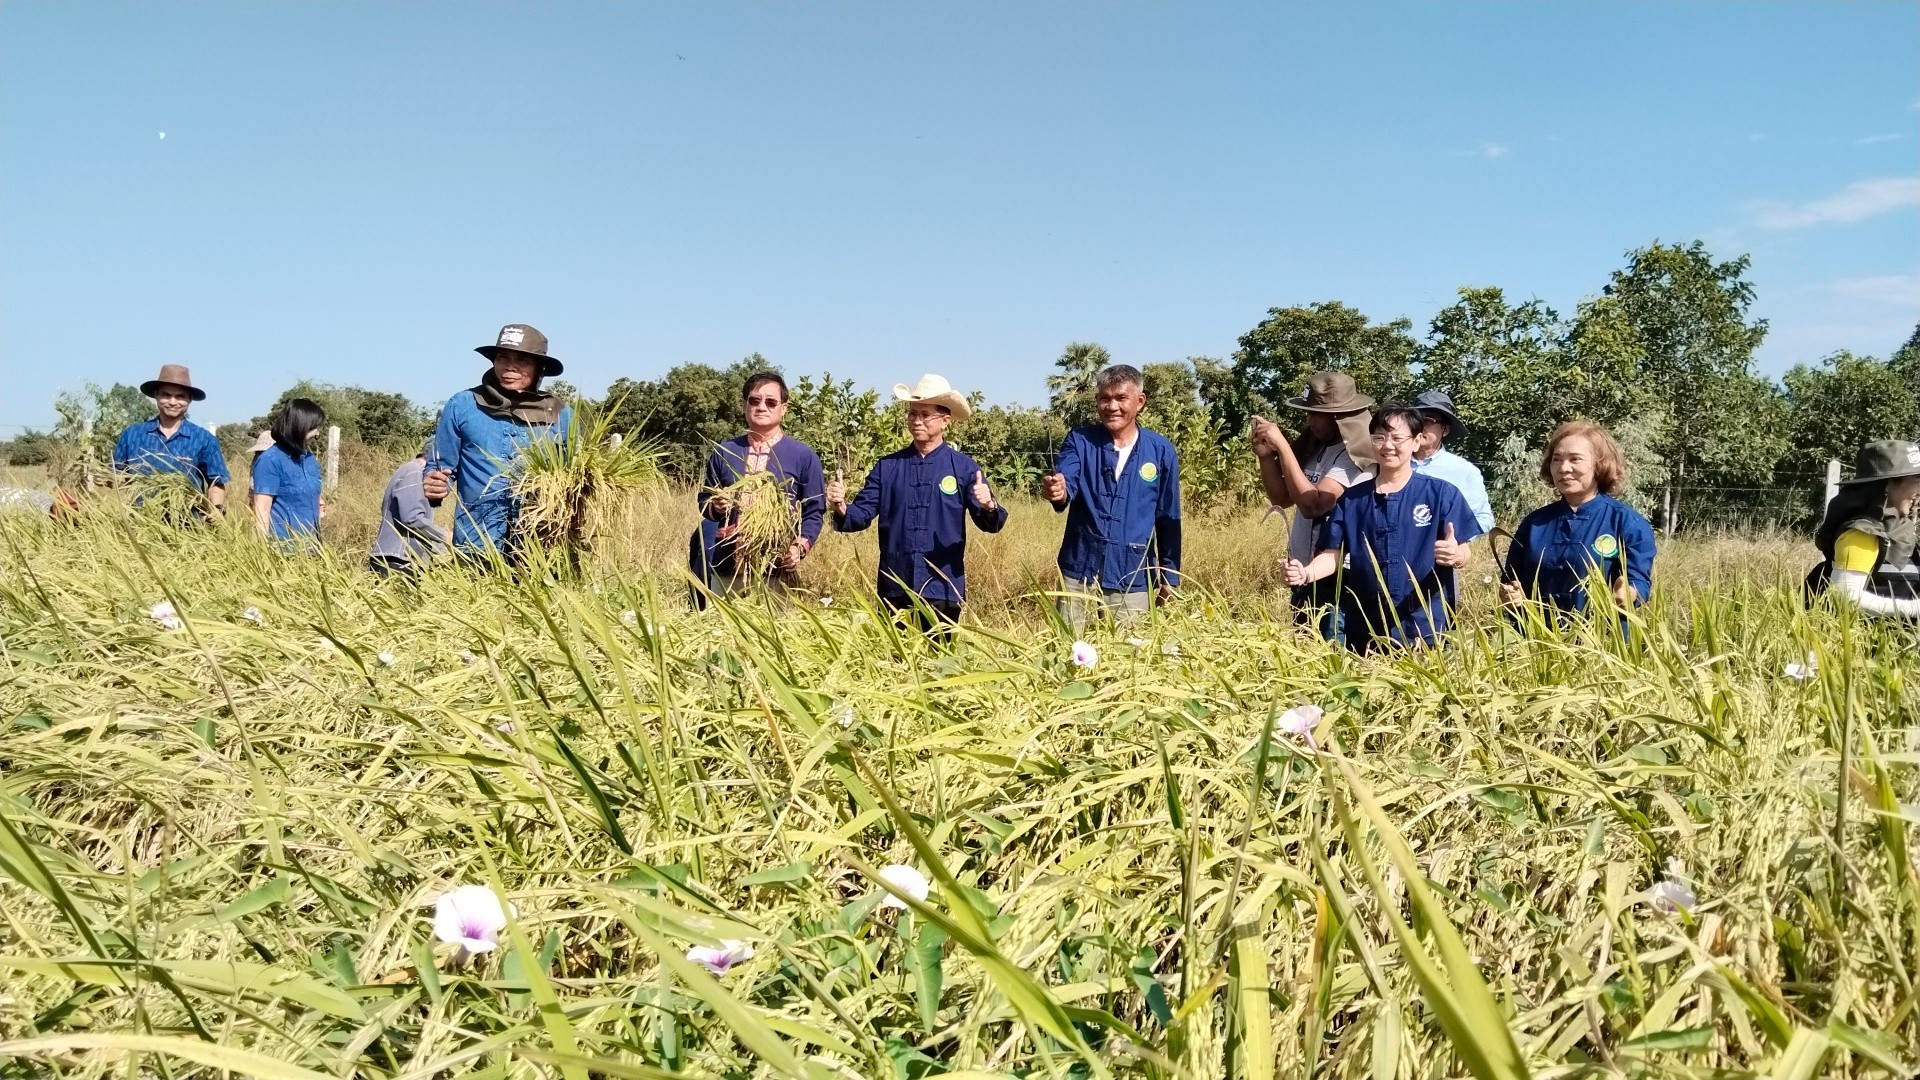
[509,408,665,571]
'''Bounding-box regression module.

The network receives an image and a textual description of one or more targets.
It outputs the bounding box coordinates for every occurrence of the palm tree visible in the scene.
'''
[1045,342,1112,427]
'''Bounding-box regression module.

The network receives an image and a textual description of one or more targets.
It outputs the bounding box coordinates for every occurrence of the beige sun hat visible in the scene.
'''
[894,373,971,421]
[249,430,274,454]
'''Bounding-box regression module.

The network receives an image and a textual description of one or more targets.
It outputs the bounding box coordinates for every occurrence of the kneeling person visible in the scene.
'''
[1283,406,1483,652]
[827,374,1007,633]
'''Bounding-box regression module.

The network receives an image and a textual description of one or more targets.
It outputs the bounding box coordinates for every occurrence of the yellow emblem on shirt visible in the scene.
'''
[939,475,959,495]
[1592,533,1619,558]
[1138,461,1159,483]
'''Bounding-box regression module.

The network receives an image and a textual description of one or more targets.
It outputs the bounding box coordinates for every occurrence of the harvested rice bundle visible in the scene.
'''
[510,411,663,563]
[712,468,800,575]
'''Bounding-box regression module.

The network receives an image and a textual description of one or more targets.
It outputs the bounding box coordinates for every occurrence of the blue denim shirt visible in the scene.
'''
[426,389,573,552]
[1050,425,1182,593]
[833,442,1008,604]
[112,418,230,490]
[251,443,323,542]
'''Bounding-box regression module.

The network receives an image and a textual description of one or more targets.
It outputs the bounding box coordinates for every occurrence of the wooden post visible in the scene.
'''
[1824,458,1842,508]
[325,426,341,491]
[81,415,96,492]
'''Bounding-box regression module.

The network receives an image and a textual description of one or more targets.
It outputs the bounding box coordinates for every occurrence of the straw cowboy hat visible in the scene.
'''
[476,323,563,376]
[140,364,206,402]
[1839,440,1920,485]
[894,373,971,421]
[1286,371,1374,414]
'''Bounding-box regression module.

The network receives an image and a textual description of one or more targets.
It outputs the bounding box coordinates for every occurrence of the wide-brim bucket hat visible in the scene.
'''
[249,430,274,455]
[1412,388,1467,440]
[895,373,972,421]
[1839,440,1920,485]
[1286,370,1373,414]
[476,323,563,376]
[140,364,207,402]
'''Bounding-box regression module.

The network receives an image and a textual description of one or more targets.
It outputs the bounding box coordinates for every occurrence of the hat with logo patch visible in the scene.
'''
[476,324,562,376]
[1839,440,1920,485]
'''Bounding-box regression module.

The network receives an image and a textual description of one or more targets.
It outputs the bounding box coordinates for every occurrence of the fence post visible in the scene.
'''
[81,415,96,492]
[326,426,341,492]
[1824,458,1842,508]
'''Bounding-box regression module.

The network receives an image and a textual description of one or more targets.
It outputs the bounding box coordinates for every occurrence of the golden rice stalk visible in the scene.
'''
[711,468,799,574]
[510,411,664,561]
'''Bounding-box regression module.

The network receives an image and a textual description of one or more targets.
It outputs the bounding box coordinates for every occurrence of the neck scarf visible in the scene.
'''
[471,369,563,425]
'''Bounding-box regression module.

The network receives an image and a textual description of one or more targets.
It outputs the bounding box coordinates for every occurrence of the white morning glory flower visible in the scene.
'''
[1783,654,1817,682]
[433,884,512,962]
[240,606,263,625]
[1278,704,1324,750]
[149,601,184,631]
[1070,641,1098,669]
[620,610,639,627]
[876,864,932,911]
[1649,860,1698,915]
[685,939,755,975]
[377,651,397,667]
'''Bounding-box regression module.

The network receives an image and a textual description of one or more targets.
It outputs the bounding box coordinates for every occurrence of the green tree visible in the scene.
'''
[1781,350,1920,476]
[954,404,1066,495]
[53,382,151,482]
[1228,302,1417,430]
[250,382,431,448]
[784,373,903,481]
[1045,342,1113,427]
[599,356,768,479]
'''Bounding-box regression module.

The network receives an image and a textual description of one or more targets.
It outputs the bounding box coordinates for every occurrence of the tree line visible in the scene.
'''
[9,240,1916,531]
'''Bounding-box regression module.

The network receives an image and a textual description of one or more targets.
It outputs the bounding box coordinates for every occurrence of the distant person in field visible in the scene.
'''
[250,398,327,548]
[826,374,1007,636]
[369,445,450,578]
[1806,440,1920,621]
[1410,389,1495,533]
[245,430,273,499]
[111,364,231,516]
[1042,364,1182,629]
[1499,420,1655,618]
[689,371,825,602]
[1251,370,1375,644]
[1283,406,1482,653]
[421,324,573,562]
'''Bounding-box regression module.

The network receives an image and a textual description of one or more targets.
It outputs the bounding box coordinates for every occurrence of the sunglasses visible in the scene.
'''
[744,396,786,408]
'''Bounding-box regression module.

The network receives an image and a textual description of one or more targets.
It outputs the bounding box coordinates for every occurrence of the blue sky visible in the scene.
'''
[2,2,1915,433]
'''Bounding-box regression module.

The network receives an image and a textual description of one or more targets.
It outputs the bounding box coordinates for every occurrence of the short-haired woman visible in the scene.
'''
[1809,440,1920,621]
[1282,406,1483,653]
[1500,420,1654,617]
[251,398,327,547]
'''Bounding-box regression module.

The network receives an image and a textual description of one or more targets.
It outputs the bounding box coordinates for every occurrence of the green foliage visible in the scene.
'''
[599,357,768,479]
[3,430,56,467]
[783,373,904,480]
[1225,301,1418,429]
[1045,342,1113,427]
[250,381,432,450]
[1782,351,1920,475]
[949,404,1064,495]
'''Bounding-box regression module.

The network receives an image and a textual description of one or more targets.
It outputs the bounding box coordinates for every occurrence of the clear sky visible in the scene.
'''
[2,1,1915,433]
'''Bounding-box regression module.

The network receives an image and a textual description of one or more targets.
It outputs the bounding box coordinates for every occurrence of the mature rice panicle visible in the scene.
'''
[712,467,801,573]
[510,410,665,559]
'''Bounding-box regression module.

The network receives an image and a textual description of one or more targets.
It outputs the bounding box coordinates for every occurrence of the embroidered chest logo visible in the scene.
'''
[1411,504,1433,527]
[1592,533,1620,558]
[1138,461,1159,483]
[939,475,959,495]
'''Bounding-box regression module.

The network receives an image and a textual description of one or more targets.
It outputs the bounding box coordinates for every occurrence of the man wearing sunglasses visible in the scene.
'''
[689,371,826,600]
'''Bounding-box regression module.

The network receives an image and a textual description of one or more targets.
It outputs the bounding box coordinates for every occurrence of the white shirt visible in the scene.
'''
[1287,442,1371,563]
[1113,437,1136,480]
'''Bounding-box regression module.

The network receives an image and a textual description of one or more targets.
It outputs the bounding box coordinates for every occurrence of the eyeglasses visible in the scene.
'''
[1369,433,1415,446]
[744,396,785,408]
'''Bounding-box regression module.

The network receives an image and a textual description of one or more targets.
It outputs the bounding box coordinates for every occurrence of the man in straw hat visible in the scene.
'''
[1249,370,1375,643]
[827,374,1007,636]
[1041,364,1182,630]
[1809,439,1920,620]
[111,364,231,513]
[421,324,573,560]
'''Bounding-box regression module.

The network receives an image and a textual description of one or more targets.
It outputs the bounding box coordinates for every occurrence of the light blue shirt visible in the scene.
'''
[1413,447,1495,532]
[426,388,574,552]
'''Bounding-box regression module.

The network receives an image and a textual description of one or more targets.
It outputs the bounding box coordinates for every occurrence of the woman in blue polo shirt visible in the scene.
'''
[1283,406,1483,653]
[1499,419,1655,618]
[250,398,327,549]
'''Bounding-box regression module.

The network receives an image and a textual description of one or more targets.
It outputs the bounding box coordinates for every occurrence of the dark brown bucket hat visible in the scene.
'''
[1839,440,1920,485]
[1286,370,1374,414]
[140,364,206,402]
[476,323,563,376]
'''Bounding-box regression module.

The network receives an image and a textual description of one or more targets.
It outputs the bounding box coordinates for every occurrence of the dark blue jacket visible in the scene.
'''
[1321,472,1483,651]
[690,435,826,583]
[1050,425,1182,593]
[1507,494,1655,613]
[833,442,1008,604]
[112,418,230,490]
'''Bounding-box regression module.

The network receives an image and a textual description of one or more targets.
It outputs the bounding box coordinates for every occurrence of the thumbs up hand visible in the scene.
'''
[826,469,848,515]
[1433,521,1470,567]
[970,469,994,511]
[1041,470,1068,504]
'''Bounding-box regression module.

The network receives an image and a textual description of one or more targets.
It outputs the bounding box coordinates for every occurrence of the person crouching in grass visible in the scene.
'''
[827,374,1007,638]
[250,398,327,551]
[369,445,450,579]
[1283,406,1482,653]
[1499,420,1654,621]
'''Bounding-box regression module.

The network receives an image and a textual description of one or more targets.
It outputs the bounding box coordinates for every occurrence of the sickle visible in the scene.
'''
[1485,525,1517,583]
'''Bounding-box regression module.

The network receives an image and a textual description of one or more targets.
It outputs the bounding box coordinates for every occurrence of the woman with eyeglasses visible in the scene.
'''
[1498,420,1655,618]
[1282,406,1483,653]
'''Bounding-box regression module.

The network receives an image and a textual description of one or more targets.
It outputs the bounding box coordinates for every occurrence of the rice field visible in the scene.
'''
[1,488,1917,1079]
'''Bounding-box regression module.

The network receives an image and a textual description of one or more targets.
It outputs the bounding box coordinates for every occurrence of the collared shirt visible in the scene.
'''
[1413,447,1495,532]
[1288,442,1371,563]
[1050,424,1182,593]
[832,442,1008,604]
[1321,472,1483,651]
[111,418,230,490]
[426,390,574,552]
[1506,494,1655,613]
[251,443,323,542]
[370,458,448,562]
[692,434,826,579]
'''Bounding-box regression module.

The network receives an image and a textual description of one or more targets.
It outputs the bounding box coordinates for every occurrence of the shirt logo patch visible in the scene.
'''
[1592,533,1619,558]
[1411,503,1433,527]
[1138,461,1159,483]
[939,474,959,496]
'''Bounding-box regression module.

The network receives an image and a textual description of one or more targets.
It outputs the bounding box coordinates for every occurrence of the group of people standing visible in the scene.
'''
[92,323,1920,645]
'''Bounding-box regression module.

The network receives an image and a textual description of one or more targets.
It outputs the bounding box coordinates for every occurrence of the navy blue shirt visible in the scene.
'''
[692,435,826,578]
[833,442,1008,604]
[111,418,231,490]
[1507,494,1655,613]
[251,443,323,542]
[1321,472,1484,651]
[1050,425,1182,593]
